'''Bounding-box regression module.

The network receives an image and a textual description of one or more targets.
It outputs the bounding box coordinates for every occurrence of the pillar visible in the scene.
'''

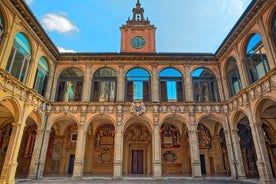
[113,124,123,178]
[27,129,44,179]
[234,46,249,88]
[151,64,159,102]
[250,123,274,184]
[72,123,87,179]
[82,64,92,101]
[231,129,246,179]
[0,112,28,184]
[117,64,124,102]
[152,124,162,179]
[188,125,202,178]
[184,65,193,101]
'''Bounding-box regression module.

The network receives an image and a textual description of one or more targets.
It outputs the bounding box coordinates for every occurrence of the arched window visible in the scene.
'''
[245,33,270,83]
[126,68,150,102]
[273,11,276,45]
[34,57,49,96]
[56,67,83,102]
[0,11,4,41]
[159,68,184,102]
[5,32,31,83]
[226,57,242,97]
[91,68,117,102]
[192,67,219,102]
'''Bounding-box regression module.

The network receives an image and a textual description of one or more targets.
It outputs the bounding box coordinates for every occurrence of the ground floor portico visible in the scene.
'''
[0,73,276,184]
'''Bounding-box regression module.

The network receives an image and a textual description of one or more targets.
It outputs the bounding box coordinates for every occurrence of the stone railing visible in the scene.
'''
[225,68,276,112]
[1,68,275,115]
[0,68,46,110]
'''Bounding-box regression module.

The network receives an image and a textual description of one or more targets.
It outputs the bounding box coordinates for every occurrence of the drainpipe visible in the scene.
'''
[218,63,238,180]
[35,61,57,179]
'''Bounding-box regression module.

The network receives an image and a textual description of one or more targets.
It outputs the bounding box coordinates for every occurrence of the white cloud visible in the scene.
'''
[41,12,79,34]
[25,0,34,5]
[58,47,76,53]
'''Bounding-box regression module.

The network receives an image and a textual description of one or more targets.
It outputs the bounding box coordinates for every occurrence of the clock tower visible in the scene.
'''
[120,0,156,53]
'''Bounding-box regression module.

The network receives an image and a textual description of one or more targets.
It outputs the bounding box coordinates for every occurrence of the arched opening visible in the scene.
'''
[56,67,84,102]
[0,99,19,178]
[245,33,270,84]
[5,32,31,83]
[33,57,49,96]
[226,57,242,97]
[125,68,150,102]
[44,117,78,176]
[192,67,219,102]
[83,117,115,176]
[123,119,152,175]
[91,67,117,102]
[159,68,185,102]
[160,117,190,176]
[16,117,37,178]
[256,98,276,178]
[197,118,230,176]
[237,117,259,178]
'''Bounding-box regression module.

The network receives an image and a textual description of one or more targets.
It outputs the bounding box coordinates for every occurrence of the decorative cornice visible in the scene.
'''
[10,0,59,58]
[58,53,217,63]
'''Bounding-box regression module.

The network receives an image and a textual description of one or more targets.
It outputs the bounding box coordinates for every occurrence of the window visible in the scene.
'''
[56,67,83,102]
[34,57,49,96]
[226,57,242,97]
[159,68,184,102]
[91,68,117,102]
[245,33,270,84]
[192,68,219,102]
[5,32,31,83]
[126,68,150,102]
[0,12,4,41]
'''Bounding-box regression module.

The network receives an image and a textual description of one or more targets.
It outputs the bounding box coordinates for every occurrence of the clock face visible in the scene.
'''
[130,36,146,49]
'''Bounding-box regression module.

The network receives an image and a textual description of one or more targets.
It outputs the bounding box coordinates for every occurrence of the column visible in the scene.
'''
[250,123,274,184]
[0,119,27,184]
[27,129,44,179]
[113,124,123,178]
[82,64,92,101]
[234,46,249,88]
[117,64,124,102]
[231,129,246,179]
[152,124,162,179]
[184,65,193,101]
[212,135,223,174]
[151,64,159,102]
[188,125,202,178]
[72,123,87,179]
[35,130,51,179]
[257,17,276,69]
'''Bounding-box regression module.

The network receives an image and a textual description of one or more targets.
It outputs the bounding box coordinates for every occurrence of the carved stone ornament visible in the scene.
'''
[130,102,146,116]
[162,150,177,163]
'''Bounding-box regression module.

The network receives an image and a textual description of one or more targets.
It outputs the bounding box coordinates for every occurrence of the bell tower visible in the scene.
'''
[120,0,156,53]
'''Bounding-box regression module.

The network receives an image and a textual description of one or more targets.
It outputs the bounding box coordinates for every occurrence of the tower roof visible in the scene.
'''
[124,0,153,27]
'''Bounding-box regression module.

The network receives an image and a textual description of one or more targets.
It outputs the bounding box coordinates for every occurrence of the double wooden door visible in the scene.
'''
[132,150,143,174]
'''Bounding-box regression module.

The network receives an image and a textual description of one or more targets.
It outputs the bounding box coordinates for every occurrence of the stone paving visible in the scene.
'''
[17,177,258,184]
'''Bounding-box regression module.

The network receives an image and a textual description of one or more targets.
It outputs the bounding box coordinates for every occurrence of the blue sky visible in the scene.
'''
[25,0,252,53]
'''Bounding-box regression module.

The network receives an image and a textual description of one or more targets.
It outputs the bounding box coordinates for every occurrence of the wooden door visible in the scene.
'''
[132,150,143,174]
[68,154,75,174]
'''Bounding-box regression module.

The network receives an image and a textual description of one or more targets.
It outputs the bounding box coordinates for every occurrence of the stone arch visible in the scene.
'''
[124,65,152,77]
[196,114,226,133]
[43,115,79,176]
[86,114,116,135]
[122,115,153,132]
[231,108,253,129]
[0,96,22,122]
[159,114,189,131]
[253,96,276,123]
[159,114,191,175]
[91,66,119,77]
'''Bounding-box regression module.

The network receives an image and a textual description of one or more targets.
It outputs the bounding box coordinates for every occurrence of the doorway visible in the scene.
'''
[200,154,206,175]
[132,150,143,174]
[68,154,75,174]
